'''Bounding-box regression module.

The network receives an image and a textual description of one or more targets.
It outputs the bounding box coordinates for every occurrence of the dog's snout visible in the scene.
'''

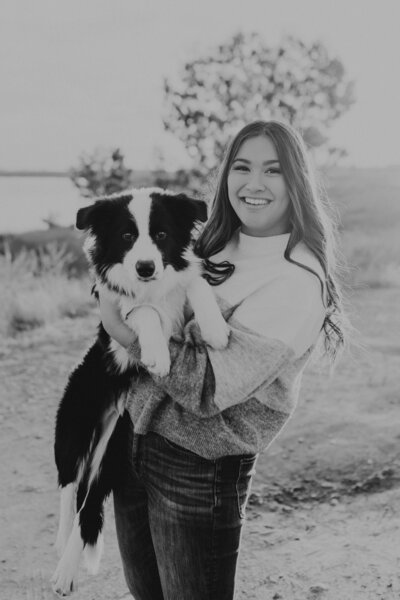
[136,260,156,279]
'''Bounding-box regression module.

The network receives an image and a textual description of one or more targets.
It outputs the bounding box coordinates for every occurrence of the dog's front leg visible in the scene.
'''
[55,483,76,558]
[186,278,230,350]
[127,306,170,377]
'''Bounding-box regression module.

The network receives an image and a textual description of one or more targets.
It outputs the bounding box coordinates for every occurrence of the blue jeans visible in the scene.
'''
[113,428,257,600]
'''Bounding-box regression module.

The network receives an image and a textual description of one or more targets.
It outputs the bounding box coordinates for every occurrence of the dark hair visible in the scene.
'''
[195,120,349,362]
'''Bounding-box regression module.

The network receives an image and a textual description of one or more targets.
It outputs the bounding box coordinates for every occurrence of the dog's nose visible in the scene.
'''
[136,260,156,279]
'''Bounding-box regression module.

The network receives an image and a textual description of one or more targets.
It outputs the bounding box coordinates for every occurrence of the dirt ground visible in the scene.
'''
[1,286,399,600]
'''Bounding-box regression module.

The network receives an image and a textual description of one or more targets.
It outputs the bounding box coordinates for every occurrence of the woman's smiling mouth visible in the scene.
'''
[240,196,272,206]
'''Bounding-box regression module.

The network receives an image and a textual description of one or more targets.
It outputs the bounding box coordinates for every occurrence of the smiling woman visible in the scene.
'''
[97,119,349,600]
[227,136,291,236]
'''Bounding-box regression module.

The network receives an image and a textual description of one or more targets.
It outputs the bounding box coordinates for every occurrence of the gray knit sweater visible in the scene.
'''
[127,231,326,459]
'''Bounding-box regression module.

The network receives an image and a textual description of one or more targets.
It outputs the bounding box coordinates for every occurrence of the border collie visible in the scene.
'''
[51,188,229,596]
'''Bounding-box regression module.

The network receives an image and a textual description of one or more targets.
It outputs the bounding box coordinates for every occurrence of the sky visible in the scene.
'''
[1,0,400,172]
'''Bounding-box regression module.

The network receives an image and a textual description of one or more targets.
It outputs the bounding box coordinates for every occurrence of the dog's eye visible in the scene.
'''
[122,232,134,241]
[155,231,167,241]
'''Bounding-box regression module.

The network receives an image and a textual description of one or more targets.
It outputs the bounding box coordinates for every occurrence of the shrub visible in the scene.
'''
[69,148,133,198]
[0,231,88,277]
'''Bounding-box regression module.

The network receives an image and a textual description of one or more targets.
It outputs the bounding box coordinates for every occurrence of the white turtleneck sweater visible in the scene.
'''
[211,230,326,359]
[127,230,327,458]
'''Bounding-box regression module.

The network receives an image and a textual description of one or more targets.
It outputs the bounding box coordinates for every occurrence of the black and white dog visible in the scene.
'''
[51,188,229,596]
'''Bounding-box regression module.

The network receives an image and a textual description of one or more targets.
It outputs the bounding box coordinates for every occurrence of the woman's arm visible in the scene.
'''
[101,276,324,419]
[98,288,217,415]
[99,291,137,348]
[99,290,180,367]
[130,274,325,417]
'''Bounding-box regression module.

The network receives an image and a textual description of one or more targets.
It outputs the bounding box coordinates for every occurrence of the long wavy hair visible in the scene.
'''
[195,120,349,362]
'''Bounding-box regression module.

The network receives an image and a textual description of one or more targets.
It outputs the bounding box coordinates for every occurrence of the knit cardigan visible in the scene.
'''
[126,231,326,459]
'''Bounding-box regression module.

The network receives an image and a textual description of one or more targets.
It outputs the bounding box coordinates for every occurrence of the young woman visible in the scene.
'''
[99,120,347,600]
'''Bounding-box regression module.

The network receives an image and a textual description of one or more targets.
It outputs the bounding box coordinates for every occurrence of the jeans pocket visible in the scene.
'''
[236,456,257,519]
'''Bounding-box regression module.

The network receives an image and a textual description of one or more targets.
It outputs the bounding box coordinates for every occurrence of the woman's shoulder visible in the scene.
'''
[290,241,325,280]
[286,241,326,305]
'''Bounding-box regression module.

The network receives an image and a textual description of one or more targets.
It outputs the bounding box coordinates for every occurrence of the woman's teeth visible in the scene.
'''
[242,197,271,206]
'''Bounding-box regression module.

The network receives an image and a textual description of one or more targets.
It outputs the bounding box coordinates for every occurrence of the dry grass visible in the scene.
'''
[0,246,95,337]
[325,165,400,289]
[341,231,400,289]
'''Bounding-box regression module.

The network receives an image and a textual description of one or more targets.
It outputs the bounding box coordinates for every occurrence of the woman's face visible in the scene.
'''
[227,135,291,237]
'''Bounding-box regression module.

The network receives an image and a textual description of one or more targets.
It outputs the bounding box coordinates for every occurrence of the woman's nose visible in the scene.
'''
[245,171,265,191]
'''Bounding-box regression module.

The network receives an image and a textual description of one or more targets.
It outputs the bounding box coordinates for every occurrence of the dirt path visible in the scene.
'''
[1,287,399,599]
[241,489,400,600]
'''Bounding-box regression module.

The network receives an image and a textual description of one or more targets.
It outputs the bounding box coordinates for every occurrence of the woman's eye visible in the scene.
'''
[265,167,281,175]
[122,232,134,241]
[232,164,249,172]
[155,231,167,241]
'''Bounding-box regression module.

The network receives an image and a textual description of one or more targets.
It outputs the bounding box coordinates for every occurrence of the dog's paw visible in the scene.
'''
[141,345,171,377]
[52,514,83,596]
[200,320,230,350]
[51,565,77,597]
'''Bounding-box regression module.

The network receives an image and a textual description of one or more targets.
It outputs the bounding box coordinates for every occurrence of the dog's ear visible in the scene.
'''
[174,194,208,223]
[76,205,96,230]
[76,194,133,231]
[76,199,114,230]
[191,198,208,223]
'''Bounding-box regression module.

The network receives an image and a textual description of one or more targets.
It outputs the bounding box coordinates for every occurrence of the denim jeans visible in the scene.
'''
[113,428,257,600]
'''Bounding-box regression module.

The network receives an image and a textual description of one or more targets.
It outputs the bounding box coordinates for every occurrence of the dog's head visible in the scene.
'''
[76,187,207,294]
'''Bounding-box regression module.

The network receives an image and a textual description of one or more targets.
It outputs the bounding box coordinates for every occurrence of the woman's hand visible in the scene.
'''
[98,290,136,348]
